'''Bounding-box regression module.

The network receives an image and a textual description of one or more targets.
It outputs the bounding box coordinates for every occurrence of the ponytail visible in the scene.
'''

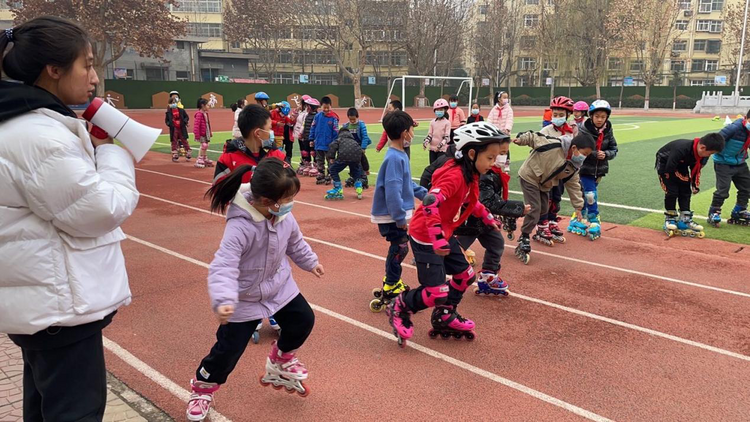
[205,165,255,214]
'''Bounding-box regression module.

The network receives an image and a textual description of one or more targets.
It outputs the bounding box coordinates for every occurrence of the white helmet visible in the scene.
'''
[453,122,509,152]
[589,99,611,116]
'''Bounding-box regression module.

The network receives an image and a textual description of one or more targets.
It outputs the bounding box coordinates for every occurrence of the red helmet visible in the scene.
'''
[550,96,574,112]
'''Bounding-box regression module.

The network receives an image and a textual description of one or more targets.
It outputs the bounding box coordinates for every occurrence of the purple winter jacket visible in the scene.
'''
[208,189,318,322]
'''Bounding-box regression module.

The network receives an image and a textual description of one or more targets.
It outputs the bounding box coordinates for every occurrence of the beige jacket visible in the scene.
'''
[516,131,584,211]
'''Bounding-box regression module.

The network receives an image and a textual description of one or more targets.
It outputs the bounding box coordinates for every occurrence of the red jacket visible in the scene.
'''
[271,109,295,138]
[409,161,489,244]
[376,119,419,151]
[213,139,287,184]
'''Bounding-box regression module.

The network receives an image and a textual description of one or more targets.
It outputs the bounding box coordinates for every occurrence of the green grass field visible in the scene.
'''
[150,115,750,245]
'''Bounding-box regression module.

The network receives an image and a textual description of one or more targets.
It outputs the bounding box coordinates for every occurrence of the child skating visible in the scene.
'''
[655,134,725,238]
[370,111,427,312]
[343,107,372,190]
[187,159,324,421]
[577,100,618,240]
[310,96,339,185]
[294,95,311,175]
[424,99,451,164]
[165,96,191,162]
[325,127,364,200]
[300,98,320,177]
[387,122,505,347]
[707,111,750,227]
[193,98,215,169]
[513,132,593,263]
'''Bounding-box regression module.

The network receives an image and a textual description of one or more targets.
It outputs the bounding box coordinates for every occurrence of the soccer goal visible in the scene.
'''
[380,75,474,122]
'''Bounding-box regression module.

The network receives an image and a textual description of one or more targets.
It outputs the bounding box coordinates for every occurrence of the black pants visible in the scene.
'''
[360,152,370,173]
[378,223,409,284]
[429,150,442,164]
[659,172,692,211]
[711,162,750,208]
[457,229,505,273]
[330,160,362,184]
[403,237,471,312]
[195,293,315,385]
[542,181,565,222]
[20,330,107,422]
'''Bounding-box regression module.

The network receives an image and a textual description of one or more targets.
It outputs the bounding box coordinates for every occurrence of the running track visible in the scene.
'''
[103,152,750,421]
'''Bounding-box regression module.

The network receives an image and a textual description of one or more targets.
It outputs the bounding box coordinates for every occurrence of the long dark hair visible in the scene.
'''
[231,98,246,112]
[205,159,300,214]
[1,16,90,86]
[454,143,497,184]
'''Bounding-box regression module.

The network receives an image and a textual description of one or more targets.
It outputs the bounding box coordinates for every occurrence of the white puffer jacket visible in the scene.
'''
[0,108,139,335]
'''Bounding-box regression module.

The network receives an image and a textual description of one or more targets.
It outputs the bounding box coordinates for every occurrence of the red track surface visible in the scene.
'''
[104,152,750,421]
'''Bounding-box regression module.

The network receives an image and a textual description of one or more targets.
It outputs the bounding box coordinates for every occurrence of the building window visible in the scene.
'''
[175,41,186,50]
[543,59,557,70]
[171,0,222,13]
[230,41,241,49]
[176,71,190,81]
[710,20,722,33]
[671,60,686,72]
[696,20,710,31]
[524,14,539,28]
[706,40,722,54]
[672,40,688,52]
[691,59,706,72]
[521,36,536,50]
[678,0,692,10]
[608,58,622,70]
[696,20,722,33]
[525,0,539,4]
[675,20,689,30]
[0,1,24,9]
[694,39,707,51]
[145,67,166,81]
[479,5,487,15]
[630,60,643,71]
[272,73,294,84]
[186,23,223,38]
[312,74,336,85]
[690,79,714,86]
[698,0,723,12]
[391,52,408,66]
[705,60,719,71]
[519,57,536,70]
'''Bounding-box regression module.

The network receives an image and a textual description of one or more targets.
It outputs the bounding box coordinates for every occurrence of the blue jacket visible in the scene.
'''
[370,148,427,227]
[310,111,339,151]
[350,120,372,149]
[716,119,750,166]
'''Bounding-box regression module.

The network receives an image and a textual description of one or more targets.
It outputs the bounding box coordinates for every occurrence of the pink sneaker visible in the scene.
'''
[260,341,309,396]
[386,294,413,347]
[186,379,219,421]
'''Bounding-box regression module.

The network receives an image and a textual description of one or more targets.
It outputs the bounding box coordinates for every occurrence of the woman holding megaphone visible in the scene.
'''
[0,16,139,420]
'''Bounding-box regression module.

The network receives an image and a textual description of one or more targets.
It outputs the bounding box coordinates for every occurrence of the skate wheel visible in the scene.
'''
[464,332,476,341]
[297,382,310,397]
[372,288,383,298]
[369,299,384,313]
[440,332,451,339]
[681,231,688,237]
[252,331,260,344]
[428,329,438,339]
[453,332,462,340]
[667,230,675,238]
[259,375,270,387]
[507,233,514,240]
[522,255,530,265]
[397,337,406,348]
[689,232,696,238]
[698,231,705,239]
[557,237,566,244]
[473,288,481,295]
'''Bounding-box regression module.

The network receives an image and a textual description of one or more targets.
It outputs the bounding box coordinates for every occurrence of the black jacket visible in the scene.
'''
[329,129,362,162]
[0,81,76,123]
[454,170,525,237]
[165,106,189,140]
[578,119,618,178]
[655,138,708,189]
[420,144,457,188]
[302,110,317,143]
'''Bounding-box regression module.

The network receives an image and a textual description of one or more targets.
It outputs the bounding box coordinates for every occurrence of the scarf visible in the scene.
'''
[743,119,750,159]
[691,137,703,187]
[555,123,574,135]
[491,166,510,201]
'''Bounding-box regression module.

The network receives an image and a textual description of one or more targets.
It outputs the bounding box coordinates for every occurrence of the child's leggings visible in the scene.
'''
[378,223,409,285]
[298,137,313,164]
[402,236,475,313]
[580,175,600,217]
[171,132,191,153]
[456,230,504,273]
[194,293,314,385]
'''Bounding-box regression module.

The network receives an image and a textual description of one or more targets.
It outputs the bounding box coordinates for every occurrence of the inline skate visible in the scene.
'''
[707,206,722,228]
[428,305,476,341]
[360,176,369,190]
[548,218,567,244]
[370,278,410,313]
[324,182,344,200]
[567,215,588,236]
[315,174,326,185]
[308,167,319,178]
[386,294,413,348]
[667,210,704,238]
[532,222,555,247]
[344,176,355,188]
[186,380,219,421]
[259,341,309,397]
[499,215,518,240]
[515,233,531,265]
[728,205,750,226]
[473,270,509,297]
[355,180,363,200]
[587,215,601,241]
[172,150,179,163]
[324,175,332,185]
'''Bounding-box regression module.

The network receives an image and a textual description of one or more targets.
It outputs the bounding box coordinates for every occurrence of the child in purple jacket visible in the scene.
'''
[187,158,325,421]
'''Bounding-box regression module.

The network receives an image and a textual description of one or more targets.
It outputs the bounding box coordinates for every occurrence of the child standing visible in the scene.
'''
[344,108,372,190]
[186,159,324,421]
[424,99,451,164]
[301,98,320,177]
[538,96,576,243]
[326,127,364,200]
[294,95,310,174]
[231,99,247,139]
[370,111,427,313]
[387,122,505,346]
[656,133,725,238]
[271,100,295,163]
[214,104,286,185]
[166,96,191,162]
[447,94,466,142]
[577,100,618,240]
[255,91,270,109]
[572,101,588,132]
[487,91,514,135]
[513,132,593,263]
[194,98,215,169]
[375,100,417,158]
[707,111,750,227]
[454,135,529,297]
[310,96,339,185]
[467,102,484,124]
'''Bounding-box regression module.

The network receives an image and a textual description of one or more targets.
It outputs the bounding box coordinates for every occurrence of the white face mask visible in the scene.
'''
[494,154,508,167]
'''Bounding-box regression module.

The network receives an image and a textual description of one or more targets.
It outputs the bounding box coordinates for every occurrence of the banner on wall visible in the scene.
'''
[481,78,490,87]
[624,77,634,86]
[715,76,727,86]
[368,76,376,85]
[113,68,128,79]
[299,74,309,83]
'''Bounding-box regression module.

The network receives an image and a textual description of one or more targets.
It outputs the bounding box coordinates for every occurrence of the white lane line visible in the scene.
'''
[133,193,750,362]
[103,336,232,422]
[136,185,750,299]
[124,234,611,422]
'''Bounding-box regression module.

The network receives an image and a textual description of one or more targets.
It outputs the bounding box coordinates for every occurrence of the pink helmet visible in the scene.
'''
[307,98,320,106]
[573,101,589,112]
[301,94,311,102]
[433,98,449,110]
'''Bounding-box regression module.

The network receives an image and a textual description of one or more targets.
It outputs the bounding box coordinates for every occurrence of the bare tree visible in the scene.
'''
[608,0,684,109]
[723,1,750,86]
[12,0,186,96]
[472,0,523,98]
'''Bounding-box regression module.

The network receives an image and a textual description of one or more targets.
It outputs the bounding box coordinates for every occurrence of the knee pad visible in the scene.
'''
[585,191,597,205]
[450,266,476,292]
[301,150,309,158]
[200,142,209,153]
[548,200,560,215]
[421,285,449,307]
[393,239,409,264]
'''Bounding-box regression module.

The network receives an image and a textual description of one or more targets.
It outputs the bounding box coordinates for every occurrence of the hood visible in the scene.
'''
[0,81,77,124]
[337,129,356,143]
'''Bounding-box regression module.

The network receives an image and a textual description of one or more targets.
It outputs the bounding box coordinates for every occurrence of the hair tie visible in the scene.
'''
[454,150,464,159]
[4,28,13,42]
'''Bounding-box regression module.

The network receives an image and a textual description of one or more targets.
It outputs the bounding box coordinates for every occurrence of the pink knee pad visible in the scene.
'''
[450,266,476,292]
[421,285,449,307]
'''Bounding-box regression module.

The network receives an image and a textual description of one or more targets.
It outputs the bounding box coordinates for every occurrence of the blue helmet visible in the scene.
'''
[279,101,291,115]
[255,91,270,100]
[589,99,611,116]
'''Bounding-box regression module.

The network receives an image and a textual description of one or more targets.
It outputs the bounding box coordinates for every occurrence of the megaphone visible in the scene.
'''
[82,97,161,162]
